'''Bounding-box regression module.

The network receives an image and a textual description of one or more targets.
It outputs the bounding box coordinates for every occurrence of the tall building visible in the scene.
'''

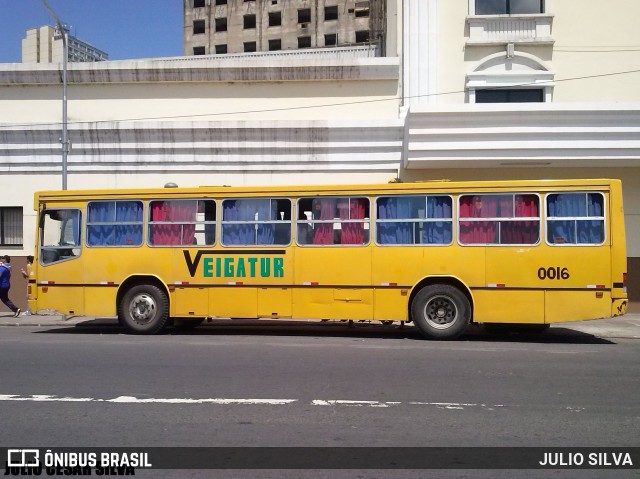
[183,0,386,55]
[22,25,108,63]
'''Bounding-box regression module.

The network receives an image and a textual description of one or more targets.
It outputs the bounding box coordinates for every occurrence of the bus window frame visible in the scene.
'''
[39,207,83,266]
[544,191,607,247]
[147,198,218,248]
[220,197,293,247]
[456,192,542,247]
[374,194,454,247]
[85,199,144,248]
[295,195,371,247]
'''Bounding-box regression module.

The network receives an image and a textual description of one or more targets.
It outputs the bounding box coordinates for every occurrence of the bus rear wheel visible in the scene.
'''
[118,284,169,335]
[411,285,471,340]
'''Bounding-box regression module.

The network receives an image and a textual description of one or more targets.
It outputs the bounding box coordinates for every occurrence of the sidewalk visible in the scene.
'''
[1,312,640,339]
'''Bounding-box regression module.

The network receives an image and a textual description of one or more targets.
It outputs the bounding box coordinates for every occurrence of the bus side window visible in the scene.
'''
[221,198,291,246]
[547,193,605,245]
[297,197,369,246]
[376,195,452,245]
[87,201,143,247]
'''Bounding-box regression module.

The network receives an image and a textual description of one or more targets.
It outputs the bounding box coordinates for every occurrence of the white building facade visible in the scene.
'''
[1,0,639,308]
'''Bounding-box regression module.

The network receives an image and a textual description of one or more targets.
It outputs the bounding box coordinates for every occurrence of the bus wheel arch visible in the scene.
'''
[408,277,473,340]
[117,276,170,335]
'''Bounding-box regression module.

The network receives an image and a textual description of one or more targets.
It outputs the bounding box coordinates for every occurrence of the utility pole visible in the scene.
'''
[40,0,69,190]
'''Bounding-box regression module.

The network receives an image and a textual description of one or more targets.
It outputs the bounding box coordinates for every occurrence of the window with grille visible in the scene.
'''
[0,207,22,247]
[475,0,543,15]
[476,89,544,103]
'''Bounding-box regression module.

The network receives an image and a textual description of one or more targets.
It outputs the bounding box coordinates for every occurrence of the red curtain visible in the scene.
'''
[312,199,335,244]
[461,195,539,245]
[340,198,365,245]
[459,196,497,244]
[151,201,197,245]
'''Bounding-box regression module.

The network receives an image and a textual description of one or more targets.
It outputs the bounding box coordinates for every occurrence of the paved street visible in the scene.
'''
[1,315,639,478]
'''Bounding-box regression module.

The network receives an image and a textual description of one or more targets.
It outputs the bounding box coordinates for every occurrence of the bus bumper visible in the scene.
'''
[612,299,628,317]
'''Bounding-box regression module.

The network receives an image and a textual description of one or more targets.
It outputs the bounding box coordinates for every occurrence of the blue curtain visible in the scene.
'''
[377,197,413,244]
[423,197,452,244]
[88,201,142,246]
[88,203,115,246]
[547,194,604,244]
[377,196,452,245]
[223,199,277,245]
[256,200,276,245]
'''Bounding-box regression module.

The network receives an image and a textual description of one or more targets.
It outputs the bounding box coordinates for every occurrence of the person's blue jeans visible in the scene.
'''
[0,287,18,313]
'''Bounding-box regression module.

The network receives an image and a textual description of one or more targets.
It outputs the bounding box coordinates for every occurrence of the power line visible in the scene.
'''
[556,49,640,53]
[2,67,640,130]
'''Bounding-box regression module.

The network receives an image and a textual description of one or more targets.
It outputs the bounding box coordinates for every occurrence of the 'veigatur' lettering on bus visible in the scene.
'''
[537,267,570,280]
[185,250,284,278]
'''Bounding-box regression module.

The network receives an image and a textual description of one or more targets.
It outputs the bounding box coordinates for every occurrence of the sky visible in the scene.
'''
[0,0,183,62]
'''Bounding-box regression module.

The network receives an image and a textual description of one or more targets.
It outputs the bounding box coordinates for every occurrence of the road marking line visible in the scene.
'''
[0,394,505,410]
[107,396,298,405]
[0,394,296,405]
[311,400,395,408]
[0,394,94,402]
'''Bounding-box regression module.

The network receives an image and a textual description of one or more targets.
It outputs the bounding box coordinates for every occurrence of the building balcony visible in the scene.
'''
[466,14,553,45]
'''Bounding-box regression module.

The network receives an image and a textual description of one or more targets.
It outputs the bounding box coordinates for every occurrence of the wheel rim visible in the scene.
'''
[423,295,458,330]
[128,293,157,325]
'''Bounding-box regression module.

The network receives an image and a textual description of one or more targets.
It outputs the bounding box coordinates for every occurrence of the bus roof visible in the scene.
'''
[34,178,621,205]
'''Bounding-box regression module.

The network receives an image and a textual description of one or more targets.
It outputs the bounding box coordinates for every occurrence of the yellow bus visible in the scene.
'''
[29,178,628,339]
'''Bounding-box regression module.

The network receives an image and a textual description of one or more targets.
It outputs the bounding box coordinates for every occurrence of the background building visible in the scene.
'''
[183,0,386,55]
[1,0,639,311]
[22,25,108,63]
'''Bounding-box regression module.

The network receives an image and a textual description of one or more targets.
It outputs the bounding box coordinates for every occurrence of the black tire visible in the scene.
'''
[411,285,471,340]
[118,284,170,334]
[380,320,394,326]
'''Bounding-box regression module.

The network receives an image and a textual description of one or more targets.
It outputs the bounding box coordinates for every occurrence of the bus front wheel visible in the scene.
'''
[118,284,169,335]
[411,285,471,340]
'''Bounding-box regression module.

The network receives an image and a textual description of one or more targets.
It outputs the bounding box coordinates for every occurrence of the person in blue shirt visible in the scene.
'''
[0,255,20,317]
